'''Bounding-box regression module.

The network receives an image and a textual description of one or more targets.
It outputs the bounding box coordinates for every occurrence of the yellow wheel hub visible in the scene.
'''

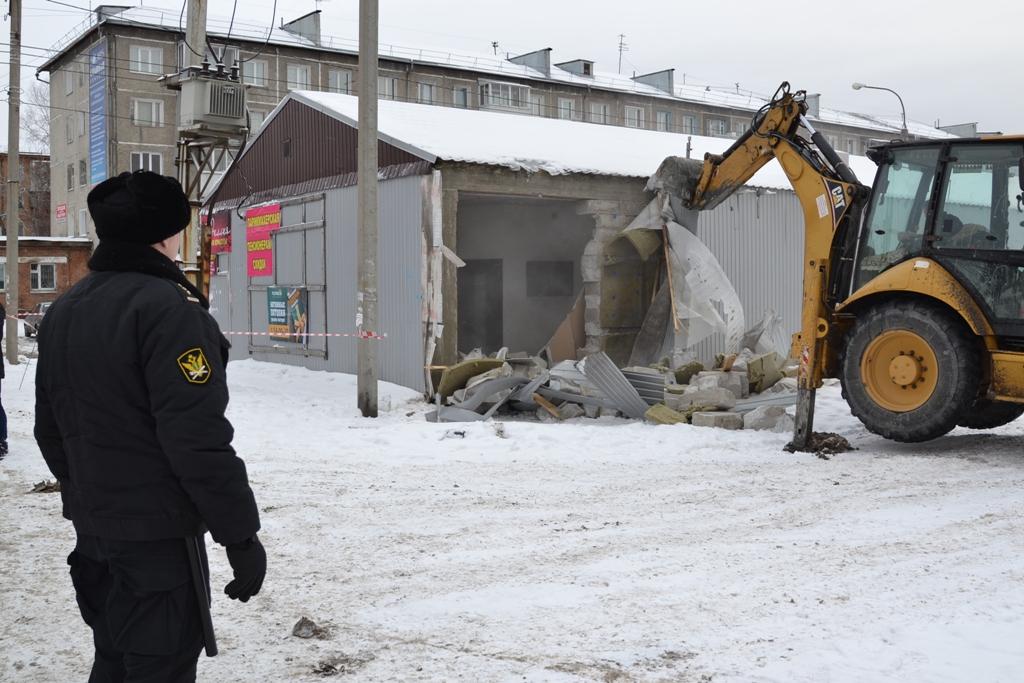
[860,329,938,412]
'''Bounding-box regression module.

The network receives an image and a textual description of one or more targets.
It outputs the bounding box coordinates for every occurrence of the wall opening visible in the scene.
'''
[456,194,594,355]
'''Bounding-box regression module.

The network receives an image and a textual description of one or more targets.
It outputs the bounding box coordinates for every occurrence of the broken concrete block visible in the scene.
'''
[672,387,736,410]
[674,361,704,385]
[693,371,746,398]
[743,405,795,432]
[691,412,744,430]
[665,383,689,396]
[768,377,799,394]
[558,402,586,420]
[598,406,622,419]
[645,403,688,425]
[584,404,601,419]
[536,407,559,424]
[747,352,785,394]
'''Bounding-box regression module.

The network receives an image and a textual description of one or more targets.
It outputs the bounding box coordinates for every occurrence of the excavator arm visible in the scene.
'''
[663,83,869,448]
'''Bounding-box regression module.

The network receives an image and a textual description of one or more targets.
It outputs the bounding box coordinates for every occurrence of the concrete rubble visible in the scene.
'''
[426,341,797,434]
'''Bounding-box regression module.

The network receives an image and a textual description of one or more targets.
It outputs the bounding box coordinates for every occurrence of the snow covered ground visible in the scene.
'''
[2,356,1023,682]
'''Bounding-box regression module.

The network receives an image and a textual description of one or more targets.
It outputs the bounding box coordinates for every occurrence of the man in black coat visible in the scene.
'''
[34,171,266,682]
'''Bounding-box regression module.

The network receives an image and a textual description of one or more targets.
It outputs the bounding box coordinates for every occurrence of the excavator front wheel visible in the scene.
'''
[841,299,980,442]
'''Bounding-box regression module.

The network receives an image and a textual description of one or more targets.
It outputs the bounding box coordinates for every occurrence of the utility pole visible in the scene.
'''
[6,0,21,365]
[617,33,628,74]
[356,0,379,417]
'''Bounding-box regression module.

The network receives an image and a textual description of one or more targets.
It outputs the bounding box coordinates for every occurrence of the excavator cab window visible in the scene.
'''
[929,142,1024,326]
[854,145,942,289]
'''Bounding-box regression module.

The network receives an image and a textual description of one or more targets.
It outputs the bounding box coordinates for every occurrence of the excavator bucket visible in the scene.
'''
[646,156,705,216]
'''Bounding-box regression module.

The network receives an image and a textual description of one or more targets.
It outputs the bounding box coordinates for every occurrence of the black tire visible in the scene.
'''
[840,299,981,443]
[957,400,1024,429]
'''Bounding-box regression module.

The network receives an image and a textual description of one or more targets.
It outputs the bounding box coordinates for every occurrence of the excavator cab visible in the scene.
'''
[837,139,1024,441]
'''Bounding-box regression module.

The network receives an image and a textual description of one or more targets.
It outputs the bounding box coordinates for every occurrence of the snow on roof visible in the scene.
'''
[0,236,92,243]
[42,7,951,140]
[282,91,879,191]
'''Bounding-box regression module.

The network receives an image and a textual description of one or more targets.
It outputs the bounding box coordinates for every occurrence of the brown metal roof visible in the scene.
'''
[212,99,429,205]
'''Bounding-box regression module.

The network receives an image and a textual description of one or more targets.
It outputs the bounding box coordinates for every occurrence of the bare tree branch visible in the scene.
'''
[22,81,50,153]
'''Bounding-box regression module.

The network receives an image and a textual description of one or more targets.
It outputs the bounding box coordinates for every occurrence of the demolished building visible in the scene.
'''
[209,91,878,393]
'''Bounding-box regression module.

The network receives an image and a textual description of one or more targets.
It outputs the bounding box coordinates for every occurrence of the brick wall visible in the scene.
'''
[0,239,92,313]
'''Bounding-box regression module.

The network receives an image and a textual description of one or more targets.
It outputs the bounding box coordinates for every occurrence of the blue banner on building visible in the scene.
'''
[88,39,107,185]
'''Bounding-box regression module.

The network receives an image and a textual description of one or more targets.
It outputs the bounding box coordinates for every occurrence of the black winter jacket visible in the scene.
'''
[34,241,260,545]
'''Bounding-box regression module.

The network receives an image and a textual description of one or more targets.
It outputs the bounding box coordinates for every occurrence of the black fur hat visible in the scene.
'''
[88,171,191,244]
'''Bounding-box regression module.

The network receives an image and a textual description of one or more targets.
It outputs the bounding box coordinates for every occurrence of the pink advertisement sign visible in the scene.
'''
[245,203,281,277]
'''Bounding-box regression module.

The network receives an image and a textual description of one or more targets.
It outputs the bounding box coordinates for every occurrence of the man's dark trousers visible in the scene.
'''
[69,534,208,683]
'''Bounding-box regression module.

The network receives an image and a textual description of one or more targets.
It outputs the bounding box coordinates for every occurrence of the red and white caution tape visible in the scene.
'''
[220,330,387,340]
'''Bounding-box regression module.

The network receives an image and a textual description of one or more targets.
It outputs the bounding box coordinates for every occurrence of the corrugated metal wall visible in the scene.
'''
[210,175,426,391]
[692,188,805,362]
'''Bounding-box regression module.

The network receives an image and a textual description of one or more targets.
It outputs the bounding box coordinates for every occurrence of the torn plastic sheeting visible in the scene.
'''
[664,220,745,353]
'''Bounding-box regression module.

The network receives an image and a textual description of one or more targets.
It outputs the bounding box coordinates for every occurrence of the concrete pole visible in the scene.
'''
[356,0,379,417]
[6,0,21,365]
[180,0,207,273]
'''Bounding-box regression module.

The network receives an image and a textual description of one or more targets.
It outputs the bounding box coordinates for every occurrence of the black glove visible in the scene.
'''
[224,536,266,602]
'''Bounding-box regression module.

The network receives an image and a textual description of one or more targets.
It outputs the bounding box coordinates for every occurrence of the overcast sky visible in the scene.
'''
[3,0,1021,152]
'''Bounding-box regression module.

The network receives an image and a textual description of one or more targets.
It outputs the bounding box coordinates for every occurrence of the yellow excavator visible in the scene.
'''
[660,82,1024,447]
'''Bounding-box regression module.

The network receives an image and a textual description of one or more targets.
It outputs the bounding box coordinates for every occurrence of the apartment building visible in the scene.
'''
[38,6,953,239]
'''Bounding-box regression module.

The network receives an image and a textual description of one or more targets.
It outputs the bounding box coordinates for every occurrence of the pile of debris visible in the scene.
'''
[427,346,798,432]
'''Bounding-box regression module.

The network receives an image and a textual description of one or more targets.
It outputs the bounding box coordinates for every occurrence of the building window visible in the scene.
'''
[65,118,73,144]
[847,139,857,155]
[530,94,544,116]
[132,98,164,127]
[66,164,74,191]
[656,111,672,132]
[31,263,57,292]
[557,98,575,120]
[0,262,5,290]
[825,134,839,150]
[77,57,85,87]
[589,102,611,125]
[248,109,267,130]
[417,82,437,105]
[130,152,162,174]
[77,111,86,137]
[242,59,267,87]
[129,45,162,74]
[79,160,87,187]
[681,115,698,135]
[625,105,645,129]
[705,117,728,137]
[286,64,311,90]
[328,69,352,94]
[64,69,73,95]
[78,209,88,237]
[453,87,469,108]
[378,76,398,100]
[479,80,530,112]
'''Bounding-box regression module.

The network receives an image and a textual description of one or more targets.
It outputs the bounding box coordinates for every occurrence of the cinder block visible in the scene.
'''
[693,371,747,398]
[743,405,795,432]
[691,412,744,430]
[671,387,736,410]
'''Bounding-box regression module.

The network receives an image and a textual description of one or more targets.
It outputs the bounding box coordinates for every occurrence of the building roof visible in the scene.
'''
[0,236,92,245]
[40,6,953,140]
[271,91,880,191]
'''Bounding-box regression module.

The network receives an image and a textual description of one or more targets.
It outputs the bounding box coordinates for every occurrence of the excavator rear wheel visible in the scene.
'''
[957,400,1024,429]
[840,299,980,443]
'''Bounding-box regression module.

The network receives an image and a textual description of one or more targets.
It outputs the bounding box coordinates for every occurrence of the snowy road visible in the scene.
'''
[2,359,1023,681]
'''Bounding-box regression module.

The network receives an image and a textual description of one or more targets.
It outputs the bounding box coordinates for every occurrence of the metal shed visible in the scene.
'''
[209,91,877,392]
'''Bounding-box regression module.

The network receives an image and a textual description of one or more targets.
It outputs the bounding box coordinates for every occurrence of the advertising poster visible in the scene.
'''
[211,211,232,254]
[88,40,108,185]
[267,287,309,344]
[246,203,281,277]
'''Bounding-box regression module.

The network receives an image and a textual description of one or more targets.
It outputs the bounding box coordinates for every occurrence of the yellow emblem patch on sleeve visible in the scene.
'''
[177,348,212,384]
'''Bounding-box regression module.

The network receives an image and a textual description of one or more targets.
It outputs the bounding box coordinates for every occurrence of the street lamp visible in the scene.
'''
[852,82,909,138]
